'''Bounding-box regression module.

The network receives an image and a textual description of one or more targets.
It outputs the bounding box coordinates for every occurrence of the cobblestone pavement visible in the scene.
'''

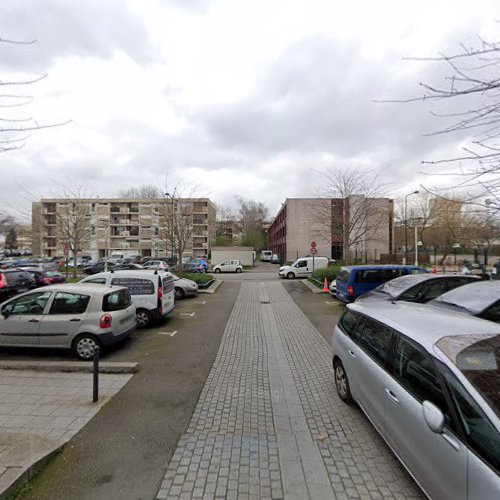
[157,282,423,500]
[0,369,132,495]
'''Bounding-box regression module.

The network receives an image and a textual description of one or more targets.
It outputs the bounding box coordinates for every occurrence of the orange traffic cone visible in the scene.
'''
[322,278,329,292]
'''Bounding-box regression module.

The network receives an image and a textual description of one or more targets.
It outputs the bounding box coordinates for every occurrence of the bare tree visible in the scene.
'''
[1,37,70,152]
[311,167,391,262]
[385,36,500,209]
[118,185,161,199]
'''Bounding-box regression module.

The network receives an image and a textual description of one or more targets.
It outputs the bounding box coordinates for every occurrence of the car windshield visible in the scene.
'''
[437,334,500,418]
[378,274,430,296]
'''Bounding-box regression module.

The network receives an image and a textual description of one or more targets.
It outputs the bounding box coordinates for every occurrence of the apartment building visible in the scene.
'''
[268,196,393,263]
[32,198,216,259]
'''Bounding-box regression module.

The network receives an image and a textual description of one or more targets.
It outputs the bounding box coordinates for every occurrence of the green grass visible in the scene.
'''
[176,272,214,285]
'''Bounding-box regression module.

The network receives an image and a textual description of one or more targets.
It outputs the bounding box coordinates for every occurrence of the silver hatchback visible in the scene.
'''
[332,301,500,499]
[0,284,136,360]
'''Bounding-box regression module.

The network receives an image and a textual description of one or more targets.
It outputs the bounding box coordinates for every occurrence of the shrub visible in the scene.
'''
[310,265,340,283]
[176,272,214,285]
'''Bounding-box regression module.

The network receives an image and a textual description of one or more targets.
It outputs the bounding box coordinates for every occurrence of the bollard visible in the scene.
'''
[93,346,100,402]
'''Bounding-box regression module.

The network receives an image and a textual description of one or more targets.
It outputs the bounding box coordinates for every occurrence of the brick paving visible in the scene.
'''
[157,282,423,499]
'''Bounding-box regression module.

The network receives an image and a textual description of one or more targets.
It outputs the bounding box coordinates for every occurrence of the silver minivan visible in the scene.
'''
[332,301,500,499]
[0,284,136,360]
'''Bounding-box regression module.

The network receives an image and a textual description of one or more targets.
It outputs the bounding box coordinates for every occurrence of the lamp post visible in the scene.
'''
[453,243,460,267]
[404,190,419,265]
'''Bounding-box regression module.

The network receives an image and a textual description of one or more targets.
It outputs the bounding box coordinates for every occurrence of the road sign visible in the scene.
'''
[311,241,317,248]
[310,248,318,255]
[64,244,69,256]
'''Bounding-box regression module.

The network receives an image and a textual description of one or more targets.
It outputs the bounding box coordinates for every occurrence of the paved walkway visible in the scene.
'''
[0,369,132,498]
[157,282,422,499]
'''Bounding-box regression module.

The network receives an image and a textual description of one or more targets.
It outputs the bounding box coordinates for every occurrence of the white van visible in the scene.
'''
[261,250,273,262]
[279,256,329,279]
[80,270,175,327]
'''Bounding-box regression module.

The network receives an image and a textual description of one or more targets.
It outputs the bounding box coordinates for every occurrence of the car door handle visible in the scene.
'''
[348,349,356,358]
[28,319,39,323]
[385,388,399,404]
[69,318,81,322]
[442,432,460,452]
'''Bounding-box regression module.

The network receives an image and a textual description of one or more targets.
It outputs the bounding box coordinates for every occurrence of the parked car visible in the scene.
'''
[171,274,198,300]
[189,258,209,271]
[79,270,175,327]
[0,284,136,360]
[356,274,479,303]
[430,280,500,322]
[261,250,273,262]
[142,260,170,271]
[113,263,145,271]
[279,256,329,279]
[336,265,428,303]
[0,269,36,301]
[332,301,500,500]
[182,261,205,273]
[84,261,117,275]
[271,254,280,264]
[27,269,66,287]
[213,260,243,273]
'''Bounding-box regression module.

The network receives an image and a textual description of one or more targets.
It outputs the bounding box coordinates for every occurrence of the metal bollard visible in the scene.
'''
[93,346,100,402]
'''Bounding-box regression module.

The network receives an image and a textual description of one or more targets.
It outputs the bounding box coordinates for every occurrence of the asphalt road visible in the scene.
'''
[16,281,240,500]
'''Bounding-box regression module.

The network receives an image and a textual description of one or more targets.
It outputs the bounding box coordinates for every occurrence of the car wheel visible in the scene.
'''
[174,287,185,300]
[286,272,295,279]
[73,334,100,361]
[333,359,353,403]
[214,268,221,274]
[236,268,242,273]
[136,309,152,328]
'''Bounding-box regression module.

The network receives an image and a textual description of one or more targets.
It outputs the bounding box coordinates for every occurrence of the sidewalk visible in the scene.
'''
[157,282,422,499]
[0,369,132,499]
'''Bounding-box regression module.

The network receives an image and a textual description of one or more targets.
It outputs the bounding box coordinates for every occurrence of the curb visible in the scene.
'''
[0,441,64,500]
[0,361,138,374]
[301,279,325,295]
[198,280,222,294]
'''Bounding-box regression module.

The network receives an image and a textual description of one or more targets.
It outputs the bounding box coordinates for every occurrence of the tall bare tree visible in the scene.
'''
[118,185,161,199]
[311,167,390,262]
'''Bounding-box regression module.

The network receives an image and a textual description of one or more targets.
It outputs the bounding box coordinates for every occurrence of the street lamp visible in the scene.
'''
[404,190,419,265]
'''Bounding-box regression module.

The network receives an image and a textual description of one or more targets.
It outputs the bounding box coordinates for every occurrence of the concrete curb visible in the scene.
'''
[0,361,138,374]
[301,279,325,295]
[0,440,64,500]
[198,280,222,294]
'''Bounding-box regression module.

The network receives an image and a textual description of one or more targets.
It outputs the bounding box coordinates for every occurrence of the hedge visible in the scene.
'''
[310,265,340,283]
[176,272,214,285]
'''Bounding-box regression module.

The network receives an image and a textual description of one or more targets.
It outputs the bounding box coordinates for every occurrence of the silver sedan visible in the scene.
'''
[172,274,198,300]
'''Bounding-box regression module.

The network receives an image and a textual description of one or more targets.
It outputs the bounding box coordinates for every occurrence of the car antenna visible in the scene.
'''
[154,270,158,275]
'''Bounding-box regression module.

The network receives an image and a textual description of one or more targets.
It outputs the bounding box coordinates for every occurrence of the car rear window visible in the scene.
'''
[103,289,132,311]
[111,277,154,295]
[355,269,402,284]
[4,271,32,284]
[337,270,349,283]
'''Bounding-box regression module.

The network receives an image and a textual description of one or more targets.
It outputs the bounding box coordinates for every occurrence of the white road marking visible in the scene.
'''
[193,301,207,305]
[158,330,178,337]
[180,312,196,317]
[324,300,340,305]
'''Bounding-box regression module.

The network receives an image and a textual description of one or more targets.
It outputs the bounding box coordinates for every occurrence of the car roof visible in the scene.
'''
[432,280,500,314]
[346,301,500,351]
[340,264,427,271]
[84,270,171,279]
[379,273,478,294]
[38,283,127,295]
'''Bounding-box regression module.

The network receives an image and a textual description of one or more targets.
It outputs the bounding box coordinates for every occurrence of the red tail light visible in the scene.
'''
[41,277,51,285]
[100,313,112,329]
[158,284,163,314]
[0,274,5,289]
[347,285,354,296]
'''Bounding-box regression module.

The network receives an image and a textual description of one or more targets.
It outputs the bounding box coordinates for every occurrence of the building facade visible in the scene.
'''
[32,198,216,259]
[268,196,393,263]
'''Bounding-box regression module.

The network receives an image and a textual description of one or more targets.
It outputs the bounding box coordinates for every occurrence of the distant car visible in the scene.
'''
[0,284,136,360]
[182,261,205,273]
[27,269,66,287]
[332,301,500,499]
[172,274,198,300]
[142,260,170,271]
[113,263,145,271]
[271,254,280,264]
[0,269,36,301]
[356,274,479,304]
[84,262,117,275]
[189,258,209,271]
[430,280,500,322]
[213,260,243,273]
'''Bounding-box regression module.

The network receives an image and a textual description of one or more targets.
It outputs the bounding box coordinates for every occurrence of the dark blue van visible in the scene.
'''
[335,265,428,303]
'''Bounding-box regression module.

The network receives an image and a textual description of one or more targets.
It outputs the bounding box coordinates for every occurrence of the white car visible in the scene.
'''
[142,260,170,271]
[213,260,243,273]
[172,274,198,300]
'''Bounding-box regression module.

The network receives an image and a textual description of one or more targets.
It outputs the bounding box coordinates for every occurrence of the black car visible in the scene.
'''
[356,274,479,304]
[0,269,36,301]
[84,262,117,275]
[113,263,145,271]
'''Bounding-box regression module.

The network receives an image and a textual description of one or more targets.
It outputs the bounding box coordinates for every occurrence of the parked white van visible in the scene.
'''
[279,256,329,279]
[261,250,273,262]
[79,270,175,327]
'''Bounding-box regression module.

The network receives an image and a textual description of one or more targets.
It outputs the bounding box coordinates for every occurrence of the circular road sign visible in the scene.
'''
[311,241,317,248]
[310,248,318,255]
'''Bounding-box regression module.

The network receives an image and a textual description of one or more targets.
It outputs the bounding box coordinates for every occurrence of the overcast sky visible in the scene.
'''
[1,0,500,220]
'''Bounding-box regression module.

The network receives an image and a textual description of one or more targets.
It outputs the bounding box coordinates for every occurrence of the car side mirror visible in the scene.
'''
[2,309,10,319]
[422,401,445,434]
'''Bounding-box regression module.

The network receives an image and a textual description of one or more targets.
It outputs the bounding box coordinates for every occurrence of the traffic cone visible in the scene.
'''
[322,277,329,292]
